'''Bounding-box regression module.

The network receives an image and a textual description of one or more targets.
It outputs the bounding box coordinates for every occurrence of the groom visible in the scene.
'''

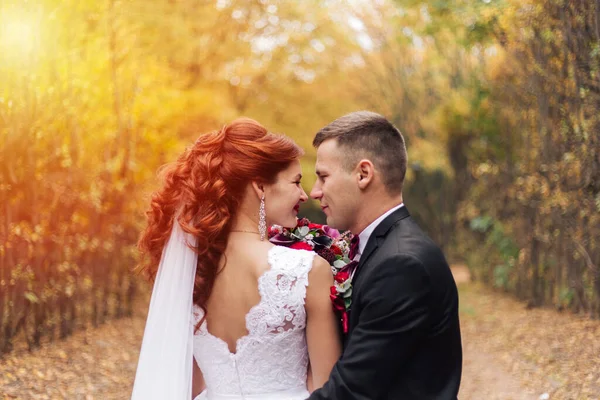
[308,111,462,399]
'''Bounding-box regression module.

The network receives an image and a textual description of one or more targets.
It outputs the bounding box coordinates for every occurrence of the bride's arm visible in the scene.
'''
[305,256,342,391]
[307,364,314,392]
[191,356,206,399]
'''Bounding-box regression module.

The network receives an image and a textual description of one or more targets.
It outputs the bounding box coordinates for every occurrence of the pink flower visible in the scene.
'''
[322,225,341,239]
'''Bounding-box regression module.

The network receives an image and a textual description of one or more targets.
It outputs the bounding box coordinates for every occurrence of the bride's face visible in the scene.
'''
[264,160,308,229]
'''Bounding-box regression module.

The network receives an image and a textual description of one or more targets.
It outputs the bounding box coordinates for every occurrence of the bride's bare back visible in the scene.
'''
[193,234,341,397]
[204,237,276,354]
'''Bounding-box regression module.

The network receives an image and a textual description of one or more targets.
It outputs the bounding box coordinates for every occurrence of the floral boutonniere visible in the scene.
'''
[269,218,355,333]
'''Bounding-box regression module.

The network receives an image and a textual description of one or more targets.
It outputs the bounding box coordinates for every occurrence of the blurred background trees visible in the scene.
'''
[1,0,598,356]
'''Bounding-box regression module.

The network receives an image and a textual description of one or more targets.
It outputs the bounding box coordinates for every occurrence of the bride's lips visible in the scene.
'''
[293,205,300,213]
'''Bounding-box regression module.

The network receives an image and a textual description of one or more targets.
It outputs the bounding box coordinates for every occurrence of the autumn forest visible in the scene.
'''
[0,1,599,393]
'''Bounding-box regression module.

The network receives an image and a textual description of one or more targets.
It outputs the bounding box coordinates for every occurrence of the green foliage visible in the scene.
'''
[467,216,518,290]
[458,0,600,313]
[469,216,494,233]
[378,0,600,315]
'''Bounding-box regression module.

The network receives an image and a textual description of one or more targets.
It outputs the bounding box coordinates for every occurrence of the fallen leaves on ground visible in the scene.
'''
[458,271,600,400]
[0,299,148,399]
[1,269,599,400]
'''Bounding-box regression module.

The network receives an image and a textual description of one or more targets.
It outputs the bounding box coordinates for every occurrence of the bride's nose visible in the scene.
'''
[299,188,308,203]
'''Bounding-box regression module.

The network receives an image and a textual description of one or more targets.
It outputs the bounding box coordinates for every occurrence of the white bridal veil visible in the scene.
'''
[131,220,198,399]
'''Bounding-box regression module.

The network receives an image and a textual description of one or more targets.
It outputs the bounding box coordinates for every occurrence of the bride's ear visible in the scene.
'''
[251,181,265,200]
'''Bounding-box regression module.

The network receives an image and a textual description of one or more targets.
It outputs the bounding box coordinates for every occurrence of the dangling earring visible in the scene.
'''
[258,194,266,241]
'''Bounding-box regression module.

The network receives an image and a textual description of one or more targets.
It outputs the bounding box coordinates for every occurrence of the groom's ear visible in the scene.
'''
[356,159,375,190]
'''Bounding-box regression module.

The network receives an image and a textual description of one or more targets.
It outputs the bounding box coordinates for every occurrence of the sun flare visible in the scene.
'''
[0,13,39,58]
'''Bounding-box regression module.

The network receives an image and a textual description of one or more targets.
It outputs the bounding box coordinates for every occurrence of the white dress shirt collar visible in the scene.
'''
[356,203,404,259]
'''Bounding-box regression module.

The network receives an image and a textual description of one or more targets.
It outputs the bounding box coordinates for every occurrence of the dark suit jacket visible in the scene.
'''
[309,206,462,400]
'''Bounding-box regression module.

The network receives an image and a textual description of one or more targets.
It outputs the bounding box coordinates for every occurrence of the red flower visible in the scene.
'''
[333,300,346,313]
[329,286,338,304]
[290,241,313,251]
[316,247,336,264]
[308,222,323,230]
[296,218,309,227]
[330,286,346,312]
[341,311,349,333]
[339,260,358,275]
[330,284,351,333]
[330,245,342,256]
[334,270,350,283]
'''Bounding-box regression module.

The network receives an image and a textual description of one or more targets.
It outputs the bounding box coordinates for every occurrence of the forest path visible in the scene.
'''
[1,265,598,399]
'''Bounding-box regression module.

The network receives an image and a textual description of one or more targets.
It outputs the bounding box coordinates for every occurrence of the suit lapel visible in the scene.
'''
[351,206,411,288]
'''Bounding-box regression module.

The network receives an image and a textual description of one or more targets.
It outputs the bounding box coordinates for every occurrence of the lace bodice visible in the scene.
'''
[192,246,315,399]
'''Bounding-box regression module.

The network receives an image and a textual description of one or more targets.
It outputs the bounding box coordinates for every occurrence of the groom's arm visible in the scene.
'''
[308,254,432,400]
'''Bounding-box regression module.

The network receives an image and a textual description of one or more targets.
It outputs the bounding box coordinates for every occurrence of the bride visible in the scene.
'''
[131,118,341,399]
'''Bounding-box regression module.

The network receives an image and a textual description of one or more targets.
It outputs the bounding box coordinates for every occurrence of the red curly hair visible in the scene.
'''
[138,118,304,326]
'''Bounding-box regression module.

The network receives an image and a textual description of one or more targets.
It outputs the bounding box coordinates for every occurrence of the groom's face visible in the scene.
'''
[311,140,360,232]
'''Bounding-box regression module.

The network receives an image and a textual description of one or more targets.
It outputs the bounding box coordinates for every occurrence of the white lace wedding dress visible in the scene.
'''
[192,246,316,400]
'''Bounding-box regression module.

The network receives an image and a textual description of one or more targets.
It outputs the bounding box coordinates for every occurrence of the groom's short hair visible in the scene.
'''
[313,111,407,195]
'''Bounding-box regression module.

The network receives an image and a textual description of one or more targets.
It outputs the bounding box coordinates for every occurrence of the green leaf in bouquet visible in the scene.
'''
[337,280,352,292]
[297,226,310,237]
[344,297,352,308]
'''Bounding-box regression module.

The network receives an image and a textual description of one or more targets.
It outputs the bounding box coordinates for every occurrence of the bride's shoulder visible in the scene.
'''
[268,246,317,273]
[269,246,330,279]
[268,245,313,260]
[307,255,332,284]
[304,255,334,308]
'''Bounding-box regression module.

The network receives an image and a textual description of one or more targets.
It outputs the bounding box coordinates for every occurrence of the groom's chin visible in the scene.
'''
[325,216,337,229]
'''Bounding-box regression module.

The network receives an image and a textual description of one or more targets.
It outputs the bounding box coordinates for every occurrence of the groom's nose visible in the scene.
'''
[310,183,322,200]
